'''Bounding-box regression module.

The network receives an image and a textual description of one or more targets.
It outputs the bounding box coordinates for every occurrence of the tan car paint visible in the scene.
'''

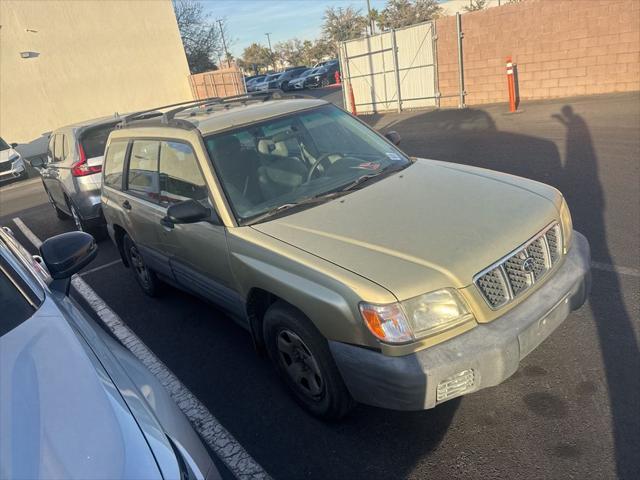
[102,101,569,358]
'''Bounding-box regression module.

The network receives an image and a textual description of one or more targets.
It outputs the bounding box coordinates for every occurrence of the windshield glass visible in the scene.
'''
[0,138,10,151]
[204,104,410,223]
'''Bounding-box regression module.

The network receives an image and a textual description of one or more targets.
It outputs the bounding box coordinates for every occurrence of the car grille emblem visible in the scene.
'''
[521,257,536,273]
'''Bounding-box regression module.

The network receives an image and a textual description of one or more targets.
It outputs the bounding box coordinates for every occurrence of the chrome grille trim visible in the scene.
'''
[474,223,563,309]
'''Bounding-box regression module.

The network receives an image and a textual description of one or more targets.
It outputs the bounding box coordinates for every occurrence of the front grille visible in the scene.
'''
[475,223,563,309]
[0,161,12,173]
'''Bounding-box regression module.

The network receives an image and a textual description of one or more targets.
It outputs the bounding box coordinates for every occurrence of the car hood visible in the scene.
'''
[0,148,19,163]
[0,297,161,480]
[253,159,561,301]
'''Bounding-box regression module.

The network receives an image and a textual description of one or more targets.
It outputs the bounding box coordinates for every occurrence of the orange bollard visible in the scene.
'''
[348,83,357,115]
[335,71,341,85]
[506,57,516,112]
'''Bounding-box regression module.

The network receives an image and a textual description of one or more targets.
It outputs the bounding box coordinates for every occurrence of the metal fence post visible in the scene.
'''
[456,12,466,109]
[391,29,402,113]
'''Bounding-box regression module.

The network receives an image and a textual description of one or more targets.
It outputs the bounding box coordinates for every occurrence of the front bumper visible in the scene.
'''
[0,159,26,181]
[329,230,591,410]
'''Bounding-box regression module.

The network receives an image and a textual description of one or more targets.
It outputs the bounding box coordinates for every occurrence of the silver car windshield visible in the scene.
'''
[204,104,410,223]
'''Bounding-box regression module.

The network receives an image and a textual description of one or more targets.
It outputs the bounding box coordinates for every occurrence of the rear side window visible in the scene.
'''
[81,125,117,159]
[127,140,160,201]
[103,140,128,190]
[159,141,208,206]
[53,135,65,162]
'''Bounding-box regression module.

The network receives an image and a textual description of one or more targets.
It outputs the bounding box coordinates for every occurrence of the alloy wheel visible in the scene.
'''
[129,244,151,288]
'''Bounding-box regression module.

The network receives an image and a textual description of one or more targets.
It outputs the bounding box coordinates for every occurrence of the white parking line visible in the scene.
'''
[79,259,122,277]
[12,217,271,480]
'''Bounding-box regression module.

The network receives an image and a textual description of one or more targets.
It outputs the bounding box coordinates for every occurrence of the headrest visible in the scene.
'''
[214,135,241,157]
[257,138,288,157]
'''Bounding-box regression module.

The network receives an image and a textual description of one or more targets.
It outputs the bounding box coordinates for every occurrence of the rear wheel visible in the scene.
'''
[68,201,107,240]
[263,301,355,420]
[123,234,161,297]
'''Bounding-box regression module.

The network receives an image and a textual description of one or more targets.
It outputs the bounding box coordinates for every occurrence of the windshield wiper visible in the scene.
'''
[340,163,406,192]
[245,191,348,225]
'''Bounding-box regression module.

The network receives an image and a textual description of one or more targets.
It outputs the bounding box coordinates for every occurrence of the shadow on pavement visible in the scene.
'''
[371,105,639,478]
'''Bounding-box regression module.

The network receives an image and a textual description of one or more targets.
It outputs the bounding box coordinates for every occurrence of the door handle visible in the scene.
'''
[122,200,132,210]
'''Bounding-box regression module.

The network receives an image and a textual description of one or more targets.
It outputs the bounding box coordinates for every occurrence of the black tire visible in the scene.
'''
[321,77,330,87]
[263,301,355,420]
[123,234,161,297]
[67,200,107,240]
[43,183,69,219]
[281,81,290,91]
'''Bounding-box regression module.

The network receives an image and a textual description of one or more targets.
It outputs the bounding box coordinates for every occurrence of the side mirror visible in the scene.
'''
[384,131,401,146]
[161,199,212,228]
[30,156,45,169]
[39,231,98,294]
[10,142,18,148]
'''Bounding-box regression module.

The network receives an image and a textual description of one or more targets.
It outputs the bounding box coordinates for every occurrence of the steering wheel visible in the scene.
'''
[306,152,343,182]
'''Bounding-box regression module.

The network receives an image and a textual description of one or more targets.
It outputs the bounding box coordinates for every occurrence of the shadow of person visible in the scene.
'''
[553,105,639,478]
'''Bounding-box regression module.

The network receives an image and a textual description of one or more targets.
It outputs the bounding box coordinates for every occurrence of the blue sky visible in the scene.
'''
[203,0,389,57]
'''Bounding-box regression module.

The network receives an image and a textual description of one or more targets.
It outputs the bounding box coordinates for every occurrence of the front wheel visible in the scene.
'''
[263,301,355,420]
[123,234,161,297]
[321,77,330,87]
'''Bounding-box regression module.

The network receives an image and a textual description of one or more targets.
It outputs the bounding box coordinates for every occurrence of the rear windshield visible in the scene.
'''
[81,124,117,159]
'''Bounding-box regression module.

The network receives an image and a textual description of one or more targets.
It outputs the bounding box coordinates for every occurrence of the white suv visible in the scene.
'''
[0,137,27,183]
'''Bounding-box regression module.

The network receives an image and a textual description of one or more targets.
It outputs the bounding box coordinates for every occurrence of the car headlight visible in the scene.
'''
[9,153,20,162]
[559,197,573,253]
[359,288,474,344]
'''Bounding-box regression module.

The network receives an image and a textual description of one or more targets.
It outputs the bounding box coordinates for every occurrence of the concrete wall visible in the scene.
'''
[436,0,640,107]
[0,0,193,143]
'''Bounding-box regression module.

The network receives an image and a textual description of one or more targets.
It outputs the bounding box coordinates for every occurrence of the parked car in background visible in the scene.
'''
[246,75,266,92]
[274,67,308,91]
[30,116,121,237]
[289,68,319,90]
[100,94,590,420]
[304,60,340,88]
[0,137,27,184]
[0,226,220,480]
[258,72,284,91]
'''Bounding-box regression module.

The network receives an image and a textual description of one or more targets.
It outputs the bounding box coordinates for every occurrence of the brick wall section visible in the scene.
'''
[436,0,640,108]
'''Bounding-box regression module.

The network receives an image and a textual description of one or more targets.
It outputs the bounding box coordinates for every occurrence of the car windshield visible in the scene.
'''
[204,104,411,224]
[0,138,10,151]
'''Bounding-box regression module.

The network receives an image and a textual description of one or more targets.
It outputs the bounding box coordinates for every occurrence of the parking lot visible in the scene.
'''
[1,91,638,480]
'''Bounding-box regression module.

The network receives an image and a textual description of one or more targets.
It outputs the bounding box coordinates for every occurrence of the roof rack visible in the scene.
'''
[117,90,315,129]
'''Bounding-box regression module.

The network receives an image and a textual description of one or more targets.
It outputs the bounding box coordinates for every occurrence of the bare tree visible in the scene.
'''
[173,0,227,73]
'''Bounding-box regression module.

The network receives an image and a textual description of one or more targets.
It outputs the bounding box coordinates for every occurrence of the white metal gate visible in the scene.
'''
[340,22,438,114]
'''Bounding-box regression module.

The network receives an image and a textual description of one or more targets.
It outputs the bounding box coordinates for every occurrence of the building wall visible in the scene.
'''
[436,0,640,107]
[0,0,193,142]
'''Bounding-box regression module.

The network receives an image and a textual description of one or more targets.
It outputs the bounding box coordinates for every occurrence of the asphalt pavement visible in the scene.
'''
[0,91,638,480]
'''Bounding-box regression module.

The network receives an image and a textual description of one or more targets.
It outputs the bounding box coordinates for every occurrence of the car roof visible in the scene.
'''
[55,115,123,135]
[113,97,328,137]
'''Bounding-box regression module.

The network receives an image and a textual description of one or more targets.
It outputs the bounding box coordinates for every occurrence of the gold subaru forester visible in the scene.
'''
[101,93,591,419]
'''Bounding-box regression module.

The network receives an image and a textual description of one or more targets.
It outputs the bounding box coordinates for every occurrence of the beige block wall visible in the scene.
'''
[0,0,193,142]
[437,0,640,108]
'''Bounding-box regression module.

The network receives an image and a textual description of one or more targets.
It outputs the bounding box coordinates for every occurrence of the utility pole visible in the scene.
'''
[217,19,230,68]
[265,32,276,71]
[366,0,375,35]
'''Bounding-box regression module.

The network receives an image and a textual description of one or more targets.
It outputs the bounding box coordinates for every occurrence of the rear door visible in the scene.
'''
[119,139,173,278]
[43,134,68,207]
[157,140,239,315]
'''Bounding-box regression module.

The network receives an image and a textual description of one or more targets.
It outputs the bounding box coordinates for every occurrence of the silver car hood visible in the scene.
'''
[0,296,161,480]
